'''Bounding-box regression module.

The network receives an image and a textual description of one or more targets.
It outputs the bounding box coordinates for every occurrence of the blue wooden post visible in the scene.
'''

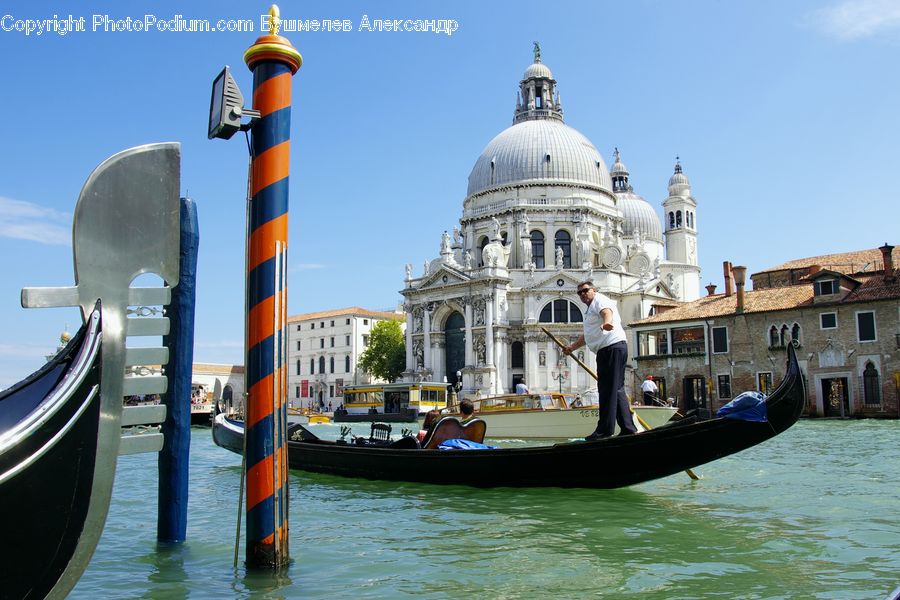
[158,196,199,542]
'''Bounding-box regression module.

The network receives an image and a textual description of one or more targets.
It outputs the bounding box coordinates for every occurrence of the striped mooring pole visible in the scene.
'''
[242,4,302,569]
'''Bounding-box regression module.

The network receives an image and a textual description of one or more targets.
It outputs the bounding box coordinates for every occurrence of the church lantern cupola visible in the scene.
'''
[514,42,564,124]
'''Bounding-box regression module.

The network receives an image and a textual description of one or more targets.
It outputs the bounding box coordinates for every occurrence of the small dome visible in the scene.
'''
[467,119,612,197]
[523,61,553,80]
[667,160,691,196]
[617,190,663,241]
[610,148,628,178]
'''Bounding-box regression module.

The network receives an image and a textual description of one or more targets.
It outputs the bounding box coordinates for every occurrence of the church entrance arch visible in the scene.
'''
[444,312,465,386]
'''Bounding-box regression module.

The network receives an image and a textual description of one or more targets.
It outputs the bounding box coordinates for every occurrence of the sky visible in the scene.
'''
[1,0,898,388]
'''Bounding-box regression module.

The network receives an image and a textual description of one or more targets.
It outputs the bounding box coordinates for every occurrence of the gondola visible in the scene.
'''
[0,307,102,600]
[213,345,806,489]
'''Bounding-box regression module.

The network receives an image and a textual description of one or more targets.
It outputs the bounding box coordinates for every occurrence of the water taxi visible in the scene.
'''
[333,382,449,423]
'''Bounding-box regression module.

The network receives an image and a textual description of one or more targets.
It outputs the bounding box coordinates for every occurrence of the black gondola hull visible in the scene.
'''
[0,311,102,599]
[214,347,805,489]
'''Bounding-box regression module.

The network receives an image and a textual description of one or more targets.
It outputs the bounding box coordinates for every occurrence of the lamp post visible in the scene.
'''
[551,369,569,394]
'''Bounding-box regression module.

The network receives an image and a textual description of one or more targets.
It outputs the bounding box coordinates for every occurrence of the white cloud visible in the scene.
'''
[290,263,326,271]
[811,0,900,40]
[0,197,70,245]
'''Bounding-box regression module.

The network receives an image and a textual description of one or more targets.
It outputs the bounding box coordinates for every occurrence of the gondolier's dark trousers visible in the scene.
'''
[595,341,638,437]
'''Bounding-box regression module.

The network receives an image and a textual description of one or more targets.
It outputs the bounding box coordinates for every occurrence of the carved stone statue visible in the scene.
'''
[441,230,451,254]
[464,250,473,269]
[555,246,564,270]
[490,216,501,241]
[405,263,412,281]
[474,336,486,366]
[452,226,462,246]
[473,298,485,326]
[423,260,430,276]
[413,339,424,369]
[539,350,546,366]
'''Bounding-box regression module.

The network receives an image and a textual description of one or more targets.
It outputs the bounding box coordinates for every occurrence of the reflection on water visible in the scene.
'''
[71,421,900,599]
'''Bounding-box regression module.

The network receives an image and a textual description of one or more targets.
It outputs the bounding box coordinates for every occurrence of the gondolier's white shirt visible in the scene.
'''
[583,293,626,353]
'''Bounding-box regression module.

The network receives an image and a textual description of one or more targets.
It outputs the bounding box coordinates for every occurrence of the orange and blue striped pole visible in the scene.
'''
[242,4,301,569]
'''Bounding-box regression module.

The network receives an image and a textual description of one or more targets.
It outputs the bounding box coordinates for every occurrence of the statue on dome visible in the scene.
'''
[533,41,541,63]
[405,263,412,282]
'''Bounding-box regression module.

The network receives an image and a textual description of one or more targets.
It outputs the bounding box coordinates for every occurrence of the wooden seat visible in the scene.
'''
[369,422,392,443]
[422,417,487,449]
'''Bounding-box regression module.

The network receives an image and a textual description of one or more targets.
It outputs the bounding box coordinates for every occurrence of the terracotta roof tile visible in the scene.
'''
[287,306,403,323]
[756,246,899,277]
[632,286,815,325]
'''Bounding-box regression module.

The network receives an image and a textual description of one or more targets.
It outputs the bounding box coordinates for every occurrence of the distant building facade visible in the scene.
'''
[287,307,405,410]
[630,245,900,418]
[401,49,702,399]
[191,363,245,411]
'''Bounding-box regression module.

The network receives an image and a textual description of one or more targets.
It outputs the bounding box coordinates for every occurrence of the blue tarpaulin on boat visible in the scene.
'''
[438,439,497,450]
[716,391,768,422]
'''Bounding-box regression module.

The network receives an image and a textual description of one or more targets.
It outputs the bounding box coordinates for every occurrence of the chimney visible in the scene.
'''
[723,261,733,297]
[705,283,717,296]
[732,265,747,313]
[880,243,895,281]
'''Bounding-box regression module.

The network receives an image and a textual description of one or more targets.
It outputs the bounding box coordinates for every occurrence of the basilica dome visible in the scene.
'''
[466,119,613,198]
[610,149,663,241]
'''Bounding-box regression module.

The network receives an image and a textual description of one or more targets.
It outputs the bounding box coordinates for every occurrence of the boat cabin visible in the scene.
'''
[337,382,448,422]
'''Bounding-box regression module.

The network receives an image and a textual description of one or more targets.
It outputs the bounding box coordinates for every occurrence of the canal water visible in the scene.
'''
[71,420,900,599]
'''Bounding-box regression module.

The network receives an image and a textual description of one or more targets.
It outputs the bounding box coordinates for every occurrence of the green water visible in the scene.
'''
[71,420,900,599]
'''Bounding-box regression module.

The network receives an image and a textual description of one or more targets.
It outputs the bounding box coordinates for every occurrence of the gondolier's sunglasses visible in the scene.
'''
[577,288,592,295]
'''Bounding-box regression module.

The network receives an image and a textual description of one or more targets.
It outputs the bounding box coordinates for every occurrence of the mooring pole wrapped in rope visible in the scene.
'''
[242,4,302,569]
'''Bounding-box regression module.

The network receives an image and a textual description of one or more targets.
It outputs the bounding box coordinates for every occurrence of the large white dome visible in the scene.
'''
[466,119,613,198]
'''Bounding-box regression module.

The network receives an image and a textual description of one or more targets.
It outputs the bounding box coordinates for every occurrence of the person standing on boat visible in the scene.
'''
[564,281,637,441]
[640,376,659,405]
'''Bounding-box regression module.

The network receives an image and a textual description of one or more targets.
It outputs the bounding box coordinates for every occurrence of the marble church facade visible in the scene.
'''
[400,48,702,399]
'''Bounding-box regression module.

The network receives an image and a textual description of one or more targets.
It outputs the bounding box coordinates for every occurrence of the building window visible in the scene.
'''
[319,356,325,373]
[297,325,301,331]
[857,311,876,342]
[814,279,838,296]
[363,335,369,347]
[310,358,314,374]
[296,359,301,376]
[672,326,705,354]
[296,340,301,351]
[331,337,335,347]
[346,319,350,325]
[780,324,789,347]
[478,236,489,268]
[711,326,728,353]
[330,320,334,327]
[668,212,675,229]
[676,210,682,227]
[329,385,334,398]
[330,357,335,373]
[538,300,583,324]
[863,361,881,405]
[769,325,779,348]
[311,323,315,329]
[717,374,732,399]
[345,356,351,372]
[531,230,545,269]
[295,386,300,399]
[757,372,773,395]
[346,335,350,346]
[320,339,325,349]
[638,330,669,356]
[791,323,801,346]
[511,341,524,368]
[363,319,369,326]
[820,313,837,329]
[554,230,571,268]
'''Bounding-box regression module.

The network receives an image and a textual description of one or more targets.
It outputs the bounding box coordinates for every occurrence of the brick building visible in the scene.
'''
[629,244,900,418]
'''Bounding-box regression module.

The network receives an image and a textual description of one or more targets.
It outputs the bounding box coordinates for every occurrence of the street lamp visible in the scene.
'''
[551,369,569,394]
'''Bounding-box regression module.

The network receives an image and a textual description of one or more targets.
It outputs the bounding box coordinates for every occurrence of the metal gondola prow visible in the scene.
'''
[17,142,182,599]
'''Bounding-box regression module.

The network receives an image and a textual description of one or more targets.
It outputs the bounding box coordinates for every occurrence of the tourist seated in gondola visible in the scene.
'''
[459,398,475,422]
[416,409,441,444]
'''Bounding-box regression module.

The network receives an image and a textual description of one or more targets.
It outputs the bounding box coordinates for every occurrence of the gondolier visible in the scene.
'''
[640,376,659,405]
[563,281,638,441]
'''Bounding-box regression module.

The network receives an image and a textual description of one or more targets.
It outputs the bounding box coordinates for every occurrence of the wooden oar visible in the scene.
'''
[541,327,700,481]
